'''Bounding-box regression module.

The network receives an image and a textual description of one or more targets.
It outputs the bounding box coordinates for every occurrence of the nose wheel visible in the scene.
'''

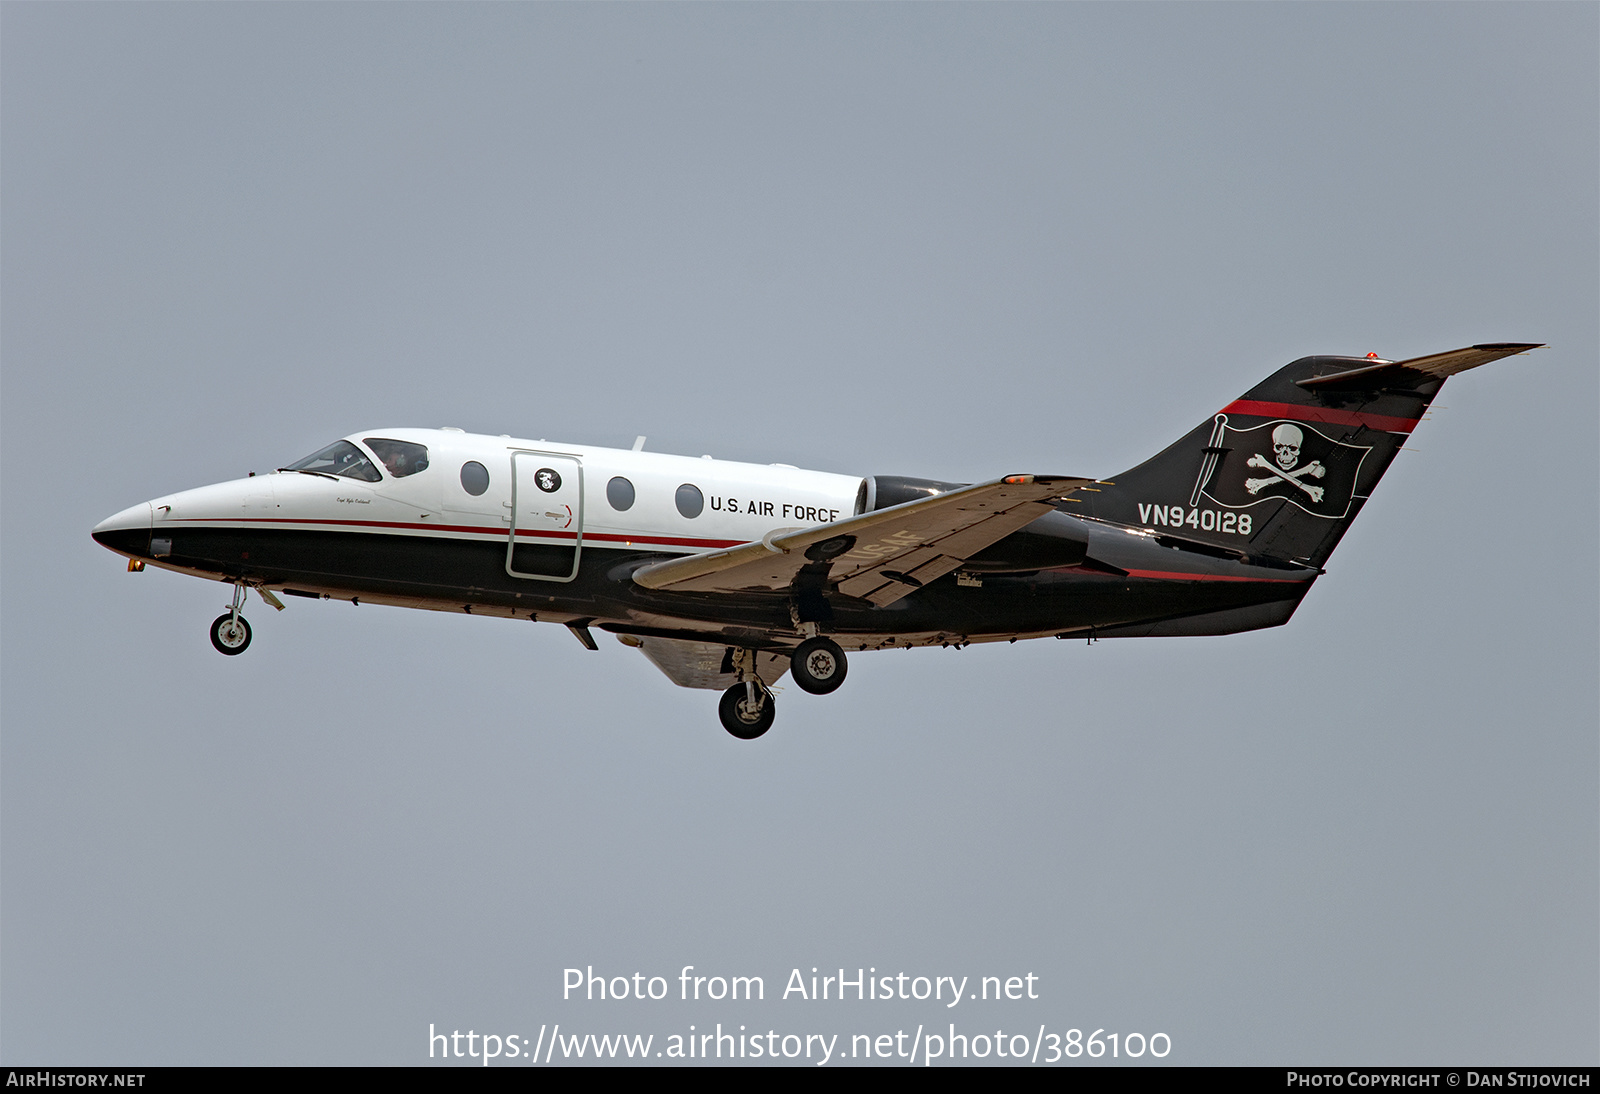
[210,582,252,655]
[790,637,847,695]
[719,682,775,740]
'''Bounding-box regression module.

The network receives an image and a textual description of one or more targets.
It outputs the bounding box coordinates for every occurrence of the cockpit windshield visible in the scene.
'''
[364,438,429,479]
[284,440,381,482]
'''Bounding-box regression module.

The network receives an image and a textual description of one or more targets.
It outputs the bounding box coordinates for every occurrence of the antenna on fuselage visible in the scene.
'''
[632,436,647,451]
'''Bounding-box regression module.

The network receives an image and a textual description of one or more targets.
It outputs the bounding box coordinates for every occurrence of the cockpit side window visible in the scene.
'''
[285,440,381,482]
[364,438,430,479]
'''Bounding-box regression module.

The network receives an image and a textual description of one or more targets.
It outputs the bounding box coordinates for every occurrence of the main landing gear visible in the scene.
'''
[209,583,252,656]
[790,636,847,695]
[718,646,776,739]
[716,639,851,740]
[719,681,776,740]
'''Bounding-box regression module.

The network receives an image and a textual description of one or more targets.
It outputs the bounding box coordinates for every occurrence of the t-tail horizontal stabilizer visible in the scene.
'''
[1067,343,1543,570]
[1295,342,1543,391]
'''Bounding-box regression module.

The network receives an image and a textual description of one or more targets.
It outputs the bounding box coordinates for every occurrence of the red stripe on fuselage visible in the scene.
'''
[1220,400,1419,434]
[1124,568,1306,584]
[169,516,743,550]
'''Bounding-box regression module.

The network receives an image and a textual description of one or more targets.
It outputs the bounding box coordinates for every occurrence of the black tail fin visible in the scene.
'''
[1070,344,1540,568]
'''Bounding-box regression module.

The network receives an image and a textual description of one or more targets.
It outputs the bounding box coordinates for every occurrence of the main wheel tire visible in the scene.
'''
[719,684,775,740]
[210,613,252,655]
[790,637,847,695]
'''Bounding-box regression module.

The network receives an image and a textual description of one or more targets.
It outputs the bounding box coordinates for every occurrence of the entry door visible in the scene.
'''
[507,451,584,582]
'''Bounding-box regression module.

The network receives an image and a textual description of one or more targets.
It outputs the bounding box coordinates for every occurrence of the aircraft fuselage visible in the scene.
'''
[91,427,1313,652]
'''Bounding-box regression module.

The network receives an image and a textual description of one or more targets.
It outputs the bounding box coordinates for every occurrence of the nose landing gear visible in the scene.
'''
[209,583,252,655]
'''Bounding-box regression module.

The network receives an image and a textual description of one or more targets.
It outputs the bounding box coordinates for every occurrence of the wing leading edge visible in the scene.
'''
[632,474,1093,607]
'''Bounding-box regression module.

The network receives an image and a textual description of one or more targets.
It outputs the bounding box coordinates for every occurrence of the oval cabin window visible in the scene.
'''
[675,483,704,519]
[607,476,635,511]
[459,462,490,496]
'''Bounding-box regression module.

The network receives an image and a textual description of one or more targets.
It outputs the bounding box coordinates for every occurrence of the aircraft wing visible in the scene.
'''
[632,474,1093,607]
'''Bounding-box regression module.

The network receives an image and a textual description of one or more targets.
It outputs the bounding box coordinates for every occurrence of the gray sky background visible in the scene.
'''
[3,3,1595,1066]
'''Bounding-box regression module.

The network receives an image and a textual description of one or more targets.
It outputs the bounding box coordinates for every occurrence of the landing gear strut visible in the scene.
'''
[719,681,775,739]
[718,648,775,739]
[210,583,252,655]
[790,636,847,695]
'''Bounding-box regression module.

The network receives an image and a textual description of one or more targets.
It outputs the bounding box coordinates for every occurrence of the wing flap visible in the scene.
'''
[838,554,970,606]
[632,474,1092,601]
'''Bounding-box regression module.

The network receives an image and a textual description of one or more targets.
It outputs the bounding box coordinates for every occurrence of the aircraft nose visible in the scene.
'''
[92,501,153,554]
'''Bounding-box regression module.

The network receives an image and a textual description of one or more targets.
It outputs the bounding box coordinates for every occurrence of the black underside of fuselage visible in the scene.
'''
[93,523,1310,647]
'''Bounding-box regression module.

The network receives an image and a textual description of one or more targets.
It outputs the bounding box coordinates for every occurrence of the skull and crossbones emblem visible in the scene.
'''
[1245,423,1327,502]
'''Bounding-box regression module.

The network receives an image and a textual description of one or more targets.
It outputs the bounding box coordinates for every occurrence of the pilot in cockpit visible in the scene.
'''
[365,438,429,479]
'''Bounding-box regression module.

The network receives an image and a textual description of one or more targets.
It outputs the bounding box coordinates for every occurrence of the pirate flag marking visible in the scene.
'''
[1200,417,1370,519]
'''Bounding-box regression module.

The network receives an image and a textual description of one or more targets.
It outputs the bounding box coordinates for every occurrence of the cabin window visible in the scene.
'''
[675,483,704,519]
[285,440,381,483]
[607,476,635,511]
[364,438,430,478]
[460,461,490,496]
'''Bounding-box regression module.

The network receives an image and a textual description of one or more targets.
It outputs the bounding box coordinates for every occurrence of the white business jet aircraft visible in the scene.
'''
[93,344,1538,739]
